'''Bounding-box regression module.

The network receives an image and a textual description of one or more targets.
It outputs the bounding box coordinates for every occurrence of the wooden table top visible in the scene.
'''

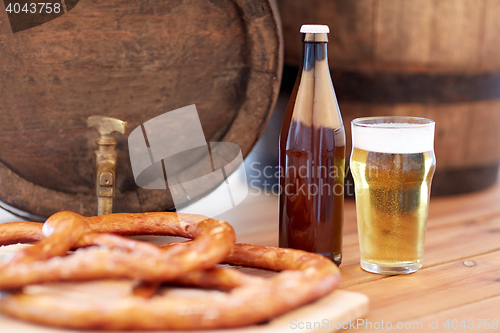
[218,181,500,332]
[1,177,499,332]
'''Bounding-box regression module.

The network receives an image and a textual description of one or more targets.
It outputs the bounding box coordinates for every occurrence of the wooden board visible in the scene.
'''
[0,244,368,333]
[0,288,368,333]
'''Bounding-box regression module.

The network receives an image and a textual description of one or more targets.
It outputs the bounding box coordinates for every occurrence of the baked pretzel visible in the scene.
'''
[0,211,235,288]
[0,212,341,330]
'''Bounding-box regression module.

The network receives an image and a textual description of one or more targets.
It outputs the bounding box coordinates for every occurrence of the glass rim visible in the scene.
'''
[351,116,435,129]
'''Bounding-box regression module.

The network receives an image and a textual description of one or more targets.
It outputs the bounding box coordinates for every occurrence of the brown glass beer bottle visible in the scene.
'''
[279,25,345,266]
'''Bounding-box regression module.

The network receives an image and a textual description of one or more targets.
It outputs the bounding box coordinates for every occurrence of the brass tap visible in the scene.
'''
[87,116,127,216]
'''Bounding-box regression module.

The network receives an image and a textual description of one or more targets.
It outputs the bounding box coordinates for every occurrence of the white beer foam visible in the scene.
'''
[352,122,435,154]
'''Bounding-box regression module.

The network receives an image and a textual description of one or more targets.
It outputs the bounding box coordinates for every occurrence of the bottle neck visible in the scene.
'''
[291,33,341,130]
[298,31,329,74]
[299,41,328,73]
[302,32,328,43]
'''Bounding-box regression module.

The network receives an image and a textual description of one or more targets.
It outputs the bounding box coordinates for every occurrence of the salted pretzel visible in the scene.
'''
[0,211,341,330]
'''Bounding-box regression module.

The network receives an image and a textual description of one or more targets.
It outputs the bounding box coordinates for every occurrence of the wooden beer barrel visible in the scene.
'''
[277,0,500,196]
[0,0,283,218]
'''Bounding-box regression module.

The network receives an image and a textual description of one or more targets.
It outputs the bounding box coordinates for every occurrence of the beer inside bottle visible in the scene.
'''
[279,25,345,265]
[350,119,436,274]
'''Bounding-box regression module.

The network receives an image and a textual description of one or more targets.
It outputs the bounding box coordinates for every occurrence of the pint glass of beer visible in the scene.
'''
[350,117,436,274]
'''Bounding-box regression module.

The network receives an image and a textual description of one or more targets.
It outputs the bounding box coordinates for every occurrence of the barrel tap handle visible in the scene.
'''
[87,116,127,216]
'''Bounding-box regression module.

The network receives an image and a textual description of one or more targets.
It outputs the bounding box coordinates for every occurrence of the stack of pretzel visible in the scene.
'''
[0,211,341,330]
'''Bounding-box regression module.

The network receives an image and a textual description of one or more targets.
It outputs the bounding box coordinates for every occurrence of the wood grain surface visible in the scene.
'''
[0,286,367,333]
[278,0,500,70]
[1,178,500,331]
[0,0,283,218]
[217,180,500,332]
[0,246,368,333]
[276,0,500,196]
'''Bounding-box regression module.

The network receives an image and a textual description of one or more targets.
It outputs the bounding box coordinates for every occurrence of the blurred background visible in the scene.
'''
[250,0,500,198]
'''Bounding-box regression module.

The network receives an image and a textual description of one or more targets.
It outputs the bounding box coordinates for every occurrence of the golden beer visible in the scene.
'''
[350,117,436,274]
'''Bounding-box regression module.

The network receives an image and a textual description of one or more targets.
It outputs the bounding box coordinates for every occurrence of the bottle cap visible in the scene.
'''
[300,25,330,34]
